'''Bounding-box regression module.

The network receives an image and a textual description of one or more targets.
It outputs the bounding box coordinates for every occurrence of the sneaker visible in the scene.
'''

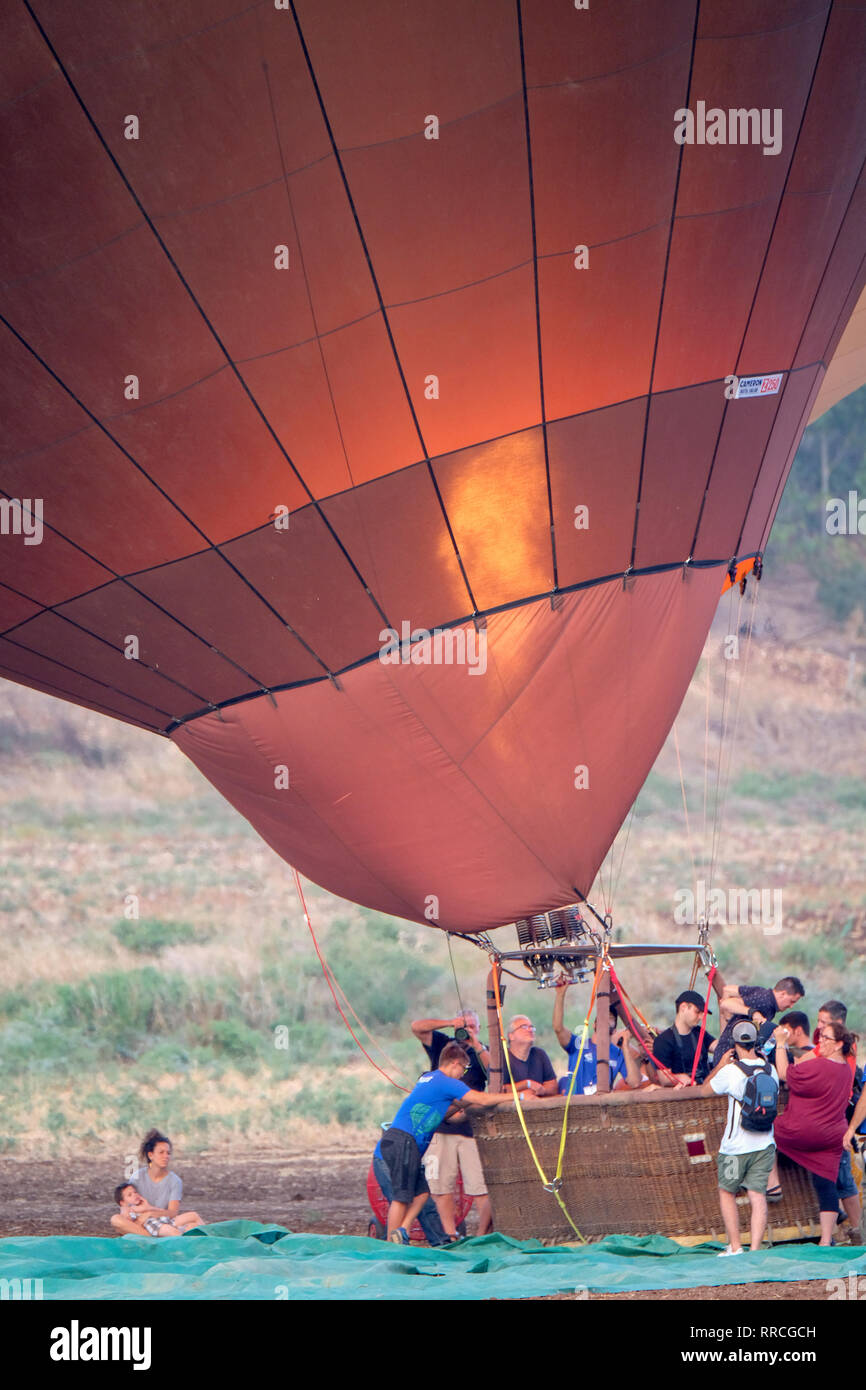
[717,1245,745,1258]
[766,1186,783,1204]
[388,1227,409,1245]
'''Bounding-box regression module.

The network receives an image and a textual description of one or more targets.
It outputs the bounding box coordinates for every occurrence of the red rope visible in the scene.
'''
[689,966,716,1084]
[291,868,408,1093]
[607,963,681,1085]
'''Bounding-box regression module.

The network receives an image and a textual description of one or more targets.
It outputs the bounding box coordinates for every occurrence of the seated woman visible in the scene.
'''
[770,1019,858,1245]
[110,1128,203,1236]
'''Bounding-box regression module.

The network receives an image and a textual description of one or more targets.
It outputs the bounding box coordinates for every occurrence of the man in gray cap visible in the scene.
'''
[695,1019,779,1256]
[652,989,715,1084]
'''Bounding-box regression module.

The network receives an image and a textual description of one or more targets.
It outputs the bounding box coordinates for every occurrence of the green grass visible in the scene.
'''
[632,771,683,817]
[731,770,866,812]
[111,917,206,954]
[732,770,824,802]
[0,911,444,1088]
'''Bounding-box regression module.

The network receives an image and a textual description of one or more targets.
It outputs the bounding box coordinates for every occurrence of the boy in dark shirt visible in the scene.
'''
[653,990,715,1084]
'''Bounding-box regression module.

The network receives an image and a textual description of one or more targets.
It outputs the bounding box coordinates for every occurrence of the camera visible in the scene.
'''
[454,1026,470,1042]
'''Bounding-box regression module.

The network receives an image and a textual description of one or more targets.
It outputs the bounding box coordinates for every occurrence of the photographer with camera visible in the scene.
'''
[410,1010,492,1236]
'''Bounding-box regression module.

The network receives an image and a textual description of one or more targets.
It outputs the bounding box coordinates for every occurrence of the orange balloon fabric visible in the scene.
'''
[2,1,866,929]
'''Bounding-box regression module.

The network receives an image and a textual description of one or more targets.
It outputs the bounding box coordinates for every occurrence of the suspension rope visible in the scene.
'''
[554,959,604,1186]
[446,933,468,1022]
[703,641,711,879]
[610,802,637,916]
[673,720,698,887]
[689,966,717,1085]
[490,961,586,1242]
[688,950,700,992]
[607,964,681,1085]
[712,579,760,880]
[613,973,658,1038]
[707,586,738,892]
[291,868,409,1092]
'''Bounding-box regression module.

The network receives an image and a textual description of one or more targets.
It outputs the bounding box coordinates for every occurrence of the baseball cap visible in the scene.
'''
[732,1020,758,1045]
[676,990,712,1014]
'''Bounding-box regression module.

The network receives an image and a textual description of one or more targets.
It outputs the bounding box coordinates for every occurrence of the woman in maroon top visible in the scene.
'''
[771,1019,857,1245]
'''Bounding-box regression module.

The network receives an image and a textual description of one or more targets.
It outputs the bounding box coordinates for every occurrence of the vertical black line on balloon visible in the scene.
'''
[516,0,558,592]
[288,0,481,616]
[0,311,334,680]
[20,0,390,637]
[688,0,835,562]
[733,147,866,559]
[628,0,702,572]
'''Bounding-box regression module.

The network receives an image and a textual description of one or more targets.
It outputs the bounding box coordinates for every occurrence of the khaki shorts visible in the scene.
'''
[717,1144,775,1194]
[423,1132,488,1197]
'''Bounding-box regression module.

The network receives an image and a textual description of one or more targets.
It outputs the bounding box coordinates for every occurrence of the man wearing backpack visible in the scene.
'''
[695,1019,779,1256]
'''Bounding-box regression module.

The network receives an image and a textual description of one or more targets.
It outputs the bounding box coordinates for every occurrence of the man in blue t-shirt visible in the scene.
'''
[378,1041,510,1243]
[552,982,642,1093]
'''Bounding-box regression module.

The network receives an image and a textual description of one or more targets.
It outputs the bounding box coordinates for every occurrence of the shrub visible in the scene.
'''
[54,968,189,1054]
[112,918,203,954]
[200,1018,263,1062]
[290,1074,385,1128]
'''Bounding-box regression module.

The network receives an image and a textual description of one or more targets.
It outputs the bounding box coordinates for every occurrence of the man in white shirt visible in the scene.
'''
[694,1019,778,1256]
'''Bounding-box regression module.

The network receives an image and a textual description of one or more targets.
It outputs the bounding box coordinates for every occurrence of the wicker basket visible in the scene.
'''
[471,1088,820,1243]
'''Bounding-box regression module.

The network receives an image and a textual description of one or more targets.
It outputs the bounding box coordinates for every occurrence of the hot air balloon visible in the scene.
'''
[2,0,866,1241]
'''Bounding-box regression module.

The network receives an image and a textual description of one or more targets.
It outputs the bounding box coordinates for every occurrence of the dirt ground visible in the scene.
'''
[0,1151,834,1300]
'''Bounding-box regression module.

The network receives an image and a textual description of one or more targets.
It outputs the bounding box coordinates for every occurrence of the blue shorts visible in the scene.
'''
[836,1149,858,1200]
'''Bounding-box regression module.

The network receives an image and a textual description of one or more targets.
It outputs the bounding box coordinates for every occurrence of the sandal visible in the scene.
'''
[766,1186,783,1203]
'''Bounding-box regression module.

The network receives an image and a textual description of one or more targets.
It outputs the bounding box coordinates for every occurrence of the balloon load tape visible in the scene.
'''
[513,907,597,987]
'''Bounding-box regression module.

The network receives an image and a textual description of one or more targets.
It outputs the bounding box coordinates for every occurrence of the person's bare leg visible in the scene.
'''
[173,1212,202,1229]
[747,1191,768,1250]
[718,1189,743,1251]
[432,1191,457,1235]
[842,1194,861,1236]
[818,1210,836,1245]
[767,1161,780,1191]
[391,1184,430,1239]
[386,1200,409,1238]
[474,1195,492,1235]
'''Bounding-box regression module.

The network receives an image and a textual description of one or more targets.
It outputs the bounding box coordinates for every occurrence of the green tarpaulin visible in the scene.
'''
[1,1226,864,1300]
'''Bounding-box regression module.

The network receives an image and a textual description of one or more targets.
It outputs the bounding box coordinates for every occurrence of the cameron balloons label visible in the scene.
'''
[735,373,785,399]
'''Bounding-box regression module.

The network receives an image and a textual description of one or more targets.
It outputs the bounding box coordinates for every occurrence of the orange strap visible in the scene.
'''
[607,964,681,1086]
[292,868,408,1092]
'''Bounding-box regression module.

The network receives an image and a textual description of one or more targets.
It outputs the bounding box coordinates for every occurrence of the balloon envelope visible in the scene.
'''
[2,1,866,931]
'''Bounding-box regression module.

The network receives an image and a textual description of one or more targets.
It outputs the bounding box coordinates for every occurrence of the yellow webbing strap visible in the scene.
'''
[555,958,604,1184]
[491,961,586,1243]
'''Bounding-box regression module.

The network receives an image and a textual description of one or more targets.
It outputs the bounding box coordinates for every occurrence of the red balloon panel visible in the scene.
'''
[633,382,728,570]
[547,402,645,587]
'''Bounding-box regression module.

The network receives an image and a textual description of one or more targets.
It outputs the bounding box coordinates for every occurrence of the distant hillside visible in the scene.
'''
[768,387,866,623]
